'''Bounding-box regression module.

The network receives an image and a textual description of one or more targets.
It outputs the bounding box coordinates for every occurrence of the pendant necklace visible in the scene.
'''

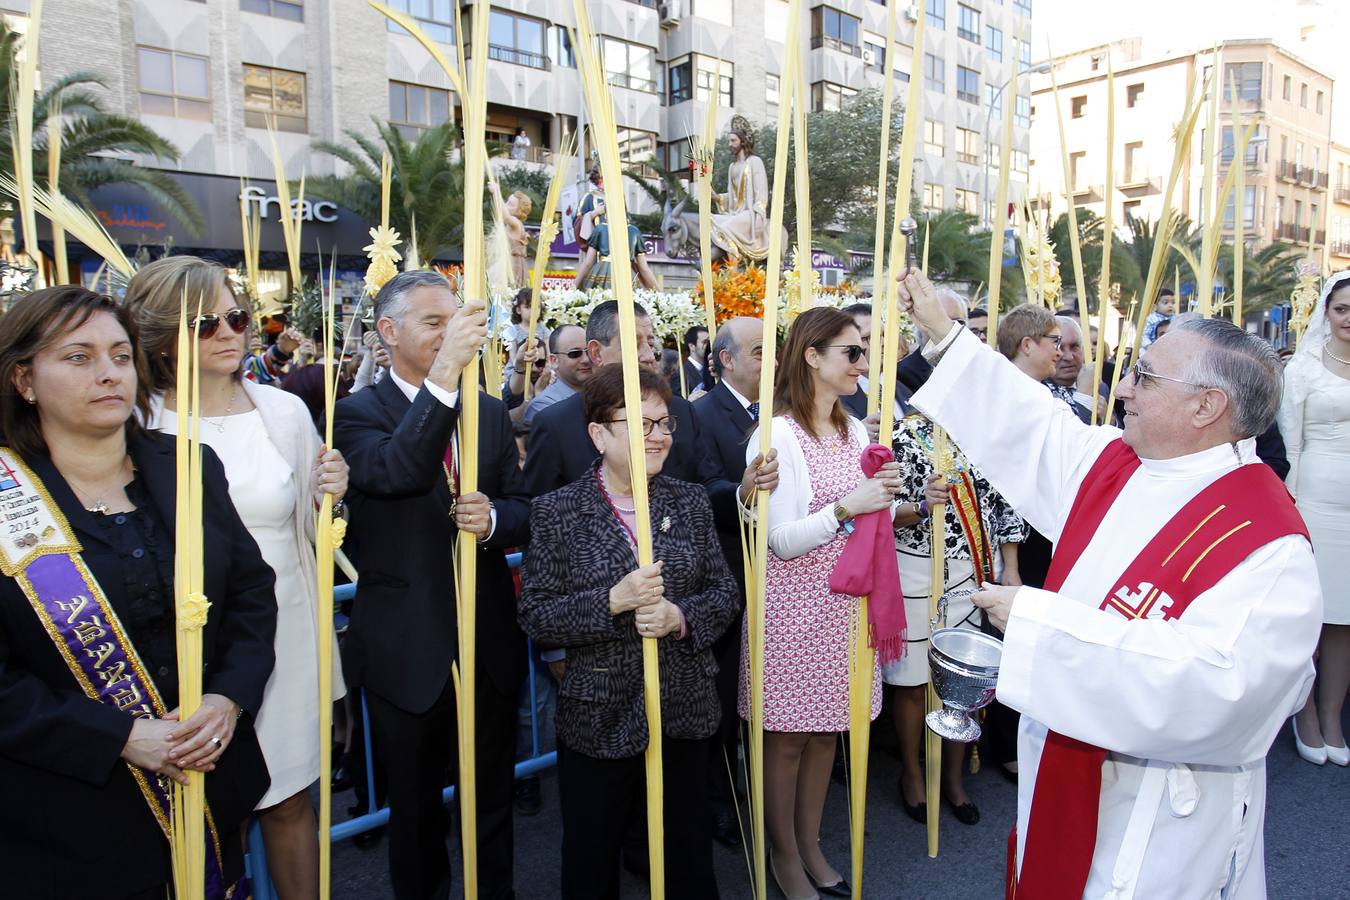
[66,458,131,514]
[204,385,238,433]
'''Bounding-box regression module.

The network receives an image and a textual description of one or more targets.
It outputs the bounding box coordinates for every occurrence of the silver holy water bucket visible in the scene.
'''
[925,627,1003,742]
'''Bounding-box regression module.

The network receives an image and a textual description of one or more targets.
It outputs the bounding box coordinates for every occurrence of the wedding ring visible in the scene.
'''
[210,736,222,747]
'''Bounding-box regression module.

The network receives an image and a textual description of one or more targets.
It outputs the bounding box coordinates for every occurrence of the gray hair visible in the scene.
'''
[936,287,968,321]
[585,299,649,346]
[710,325,739,377]
[372,270,453,348]
[1172,316,1282,438]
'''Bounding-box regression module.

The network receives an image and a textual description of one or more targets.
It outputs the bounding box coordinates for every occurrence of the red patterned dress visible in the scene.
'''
[738,416,884,732]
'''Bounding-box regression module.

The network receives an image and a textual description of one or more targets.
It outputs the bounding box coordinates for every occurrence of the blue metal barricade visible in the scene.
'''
[246,551,551,897]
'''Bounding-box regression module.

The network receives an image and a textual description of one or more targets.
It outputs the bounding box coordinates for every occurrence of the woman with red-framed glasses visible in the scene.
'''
[125,256,349,900]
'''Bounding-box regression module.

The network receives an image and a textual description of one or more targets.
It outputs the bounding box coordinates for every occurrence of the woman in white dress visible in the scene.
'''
[710,117,771,263]
[1279,269,1350,767]
[126,256,349,897]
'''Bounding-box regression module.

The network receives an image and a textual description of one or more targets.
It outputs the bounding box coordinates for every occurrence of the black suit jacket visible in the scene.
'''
[0,431,276,898]
[333,377,530,713]
[523,391,741,531]
[896,347,935,394]
[691,383,756,581]
[519,471,738,759]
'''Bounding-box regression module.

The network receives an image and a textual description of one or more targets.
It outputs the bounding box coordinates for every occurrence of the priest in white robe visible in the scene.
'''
[897,269,1322,900]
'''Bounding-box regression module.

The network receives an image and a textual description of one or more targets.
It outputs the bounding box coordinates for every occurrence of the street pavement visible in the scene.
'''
[329,709,1349,898]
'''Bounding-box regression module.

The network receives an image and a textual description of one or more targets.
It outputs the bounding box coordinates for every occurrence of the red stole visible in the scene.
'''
[1008,440,1309,900]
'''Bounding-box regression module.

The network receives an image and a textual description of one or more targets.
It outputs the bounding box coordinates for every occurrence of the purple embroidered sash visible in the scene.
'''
[0,449,243,900]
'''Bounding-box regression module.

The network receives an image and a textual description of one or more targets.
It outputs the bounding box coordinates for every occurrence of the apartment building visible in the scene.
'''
[12,0,1033,284]
[1329,141,1350,271]
[1028,38,1335,272]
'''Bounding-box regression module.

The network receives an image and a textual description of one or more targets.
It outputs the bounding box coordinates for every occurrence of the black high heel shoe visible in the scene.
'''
[898,777,927,823]
[808,873,851,897]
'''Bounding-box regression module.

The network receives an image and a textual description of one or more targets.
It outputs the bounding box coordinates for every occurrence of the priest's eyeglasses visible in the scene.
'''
[1130,361,1206,390]
[823,344,866,364]
[605,415,679,436]
[191,308,252,339]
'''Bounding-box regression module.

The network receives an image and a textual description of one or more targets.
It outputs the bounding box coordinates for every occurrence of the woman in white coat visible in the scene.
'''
[126,256,349,898]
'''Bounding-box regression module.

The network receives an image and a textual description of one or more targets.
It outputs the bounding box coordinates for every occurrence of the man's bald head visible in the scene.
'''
[712,316,766,397]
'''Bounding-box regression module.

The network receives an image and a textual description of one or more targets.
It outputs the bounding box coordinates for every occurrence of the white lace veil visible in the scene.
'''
[1298,269,1350,361]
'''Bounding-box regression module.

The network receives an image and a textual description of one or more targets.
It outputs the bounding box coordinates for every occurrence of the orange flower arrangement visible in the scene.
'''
[698,261,768,324]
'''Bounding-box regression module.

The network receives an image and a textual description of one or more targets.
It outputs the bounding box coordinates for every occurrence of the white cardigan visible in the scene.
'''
[746,414,892,560]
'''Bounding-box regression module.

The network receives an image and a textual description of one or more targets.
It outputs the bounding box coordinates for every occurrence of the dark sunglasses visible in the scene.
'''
[559,348,587,359]
[191,308,251,339]
[605,414,678,436]
[823,343,866,364]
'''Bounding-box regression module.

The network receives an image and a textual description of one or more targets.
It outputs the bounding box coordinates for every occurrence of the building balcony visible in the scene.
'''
[1335,187,1350,204]
[1277,159,1299,182]
[957,28,981,44]
[1274,222,1312,243]
[956,151,979,165]
[470,44,551,71]
[607,72,659,94]
[810,35,863,58]
[1118,175,1162,196]
[1071,183,1104,202]
[1330,240,1350,257]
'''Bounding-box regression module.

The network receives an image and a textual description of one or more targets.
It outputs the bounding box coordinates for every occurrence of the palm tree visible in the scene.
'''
[1048,210,1143,308]
[920,209,989,285]
[307,119,466,264]
[1216,240,1301,312]
[1121,212,1195,294]
[0,21,203,236]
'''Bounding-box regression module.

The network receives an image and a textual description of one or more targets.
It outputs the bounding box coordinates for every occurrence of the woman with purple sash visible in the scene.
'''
[0,287,277,899]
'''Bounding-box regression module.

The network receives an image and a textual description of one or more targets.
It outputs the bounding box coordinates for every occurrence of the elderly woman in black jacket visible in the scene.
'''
[0,287,277,899]
[520,364,738,900]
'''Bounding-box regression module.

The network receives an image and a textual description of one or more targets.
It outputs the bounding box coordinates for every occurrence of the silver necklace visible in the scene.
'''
[204,386,238,433]
[1325,340,1350,367]
[66,458,131,514]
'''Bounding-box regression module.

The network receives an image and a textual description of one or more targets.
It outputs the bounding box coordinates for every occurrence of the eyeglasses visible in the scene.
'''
[1130,361,1206,390]
[604,415,678,436]
[1038,333,1064,350]
[191,308,251,340]
[823,344,866,364]
[559,348,587,359]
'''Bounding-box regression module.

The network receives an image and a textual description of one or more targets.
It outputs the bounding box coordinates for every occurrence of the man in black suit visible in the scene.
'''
[333,270,530,900]
[690,315,769,847]
[675,324,709,397]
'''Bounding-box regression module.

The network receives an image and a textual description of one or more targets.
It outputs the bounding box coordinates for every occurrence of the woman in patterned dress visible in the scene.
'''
[739,308,902,900]
[885,415,1026,826]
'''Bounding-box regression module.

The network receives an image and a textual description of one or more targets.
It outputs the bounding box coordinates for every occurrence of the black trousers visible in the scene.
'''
[366,669,520,900]
[709,610,745,808]
[558,737,719,900]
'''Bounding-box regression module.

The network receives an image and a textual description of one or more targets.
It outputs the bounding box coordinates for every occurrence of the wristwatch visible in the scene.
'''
[833,502,851,523]
[918,499,931,518]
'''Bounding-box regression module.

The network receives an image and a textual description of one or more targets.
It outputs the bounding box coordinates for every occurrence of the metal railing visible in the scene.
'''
[810,34,863,57]
[607,71,659,93]
[245,552,554,899]
[487,44,550,70]
[1330,240,1350,256]
[1335,187,1350,204]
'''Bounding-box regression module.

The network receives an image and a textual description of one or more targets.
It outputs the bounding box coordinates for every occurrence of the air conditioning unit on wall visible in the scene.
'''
[659,0,682,27]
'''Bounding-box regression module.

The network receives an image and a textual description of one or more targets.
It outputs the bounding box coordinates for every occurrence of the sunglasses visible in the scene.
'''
[605,414,678,436]
[559,348,587,359]
[191,308,251,340]
[823,344,866,364]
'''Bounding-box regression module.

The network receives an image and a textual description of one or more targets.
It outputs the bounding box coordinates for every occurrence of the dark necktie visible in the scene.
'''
[747,401,759,421]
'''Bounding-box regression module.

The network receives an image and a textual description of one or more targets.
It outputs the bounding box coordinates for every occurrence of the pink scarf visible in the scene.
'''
[829,443,906,664]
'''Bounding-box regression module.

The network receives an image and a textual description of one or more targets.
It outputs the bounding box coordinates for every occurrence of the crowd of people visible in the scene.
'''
[0,257,1339,900]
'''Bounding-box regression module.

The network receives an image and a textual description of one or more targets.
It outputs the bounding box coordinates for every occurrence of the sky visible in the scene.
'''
[1032,0,1349,139]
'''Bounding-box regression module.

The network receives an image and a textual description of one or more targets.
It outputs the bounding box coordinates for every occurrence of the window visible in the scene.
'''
[811,6,861,56]
[243,64,306,132]
[389,80,450,140]
[138,47,210,120]
[1070,151,1086,189]
[1295,140,1304,168]
[986,26,1003,61]
[1018,38,1031,73]
[385,0,453,44]
[617,127,658,175]
[696,60,733,107]
[924,53,945,93]
[864,35,885,73]
[923,119,944,158]
[956,66,979,104]
[811,81,857,112]
[1274,195,1284,227]
[926,0,945,30]
[553,26,575,67]
[662,140,694,175]
[1223,62,1261,102]
[766,74,781,106]
[1316,90,1324,114]
[956,127,980,165]
[490,11,548,69]
[1011,149,1028,173]
[985,83,1003,118]
[1123,199,1142,219]
[603,37,656,92]
[1070,95,1086,118]
[986,141,1000,171]
[1015,94,1031,127]
[1300,83,1308,107]
[1013,0,1032,15]
[954,188,979,214]
[923,182,944,212]
[241,0,302,20]
[1123,141,1143,182]
[1126,83,1143,108]
[1293,198,1303,228]
[1223,185,1258,228]
[1282,75,1291,100]
[1090,55,1101,72]
[1219,127,1259,166]
[957,4,979,43]
[668,59,692,104]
